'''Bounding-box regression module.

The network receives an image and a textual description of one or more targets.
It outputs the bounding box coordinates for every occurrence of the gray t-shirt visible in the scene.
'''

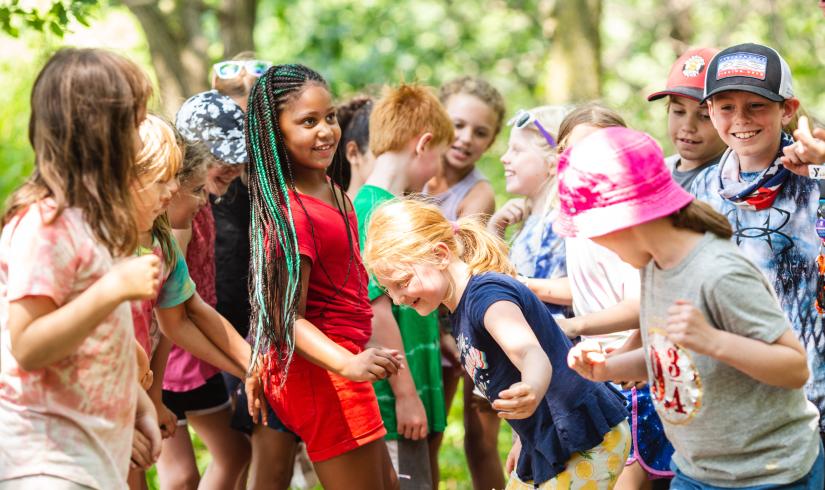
[640,232,820,486]
[665,154,721,191]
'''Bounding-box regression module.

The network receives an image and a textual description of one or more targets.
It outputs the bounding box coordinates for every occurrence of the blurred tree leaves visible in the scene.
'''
[0,0,97,37]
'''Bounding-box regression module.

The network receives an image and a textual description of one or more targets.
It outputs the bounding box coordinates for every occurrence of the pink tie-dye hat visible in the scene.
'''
[553,126,694,238]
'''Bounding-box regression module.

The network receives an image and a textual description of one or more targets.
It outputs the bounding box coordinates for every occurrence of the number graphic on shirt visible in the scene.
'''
[667,347,681,378]
[647,327,702,425]
[649,348,666,402]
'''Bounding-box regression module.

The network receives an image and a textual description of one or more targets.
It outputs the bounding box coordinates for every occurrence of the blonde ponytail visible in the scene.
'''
[453,216,515,276]
[364,197,515,283]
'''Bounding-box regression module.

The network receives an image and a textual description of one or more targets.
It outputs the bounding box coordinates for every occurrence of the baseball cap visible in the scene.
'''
[647,47,719,102]
[175,90,247,164]
[702,43,794,103]
[553,127,694,239]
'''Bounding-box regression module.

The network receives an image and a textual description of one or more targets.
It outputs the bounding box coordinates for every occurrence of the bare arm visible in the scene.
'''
[458,181,496,222]
[523,277,573,306]
[8,255,160,371]
[483,300,551,419]
[155,303,245,378]
[370,294,427,440]
[567,340,648,383]
[558,298,640,338]
[294,257,402,381]
[184,293,251,372]
[666,300,809,389]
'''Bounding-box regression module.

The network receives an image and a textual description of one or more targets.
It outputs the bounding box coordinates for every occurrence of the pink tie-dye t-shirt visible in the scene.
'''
[0,200,137,489]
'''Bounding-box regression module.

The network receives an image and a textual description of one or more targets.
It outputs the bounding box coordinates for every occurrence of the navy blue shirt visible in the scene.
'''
[450,273,627,484]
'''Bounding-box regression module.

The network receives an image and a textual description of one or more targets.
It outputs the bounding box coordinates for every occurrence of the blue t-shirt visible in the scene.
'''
[509,210,568,317]
[450,273,627,484]
[691,155,825,430]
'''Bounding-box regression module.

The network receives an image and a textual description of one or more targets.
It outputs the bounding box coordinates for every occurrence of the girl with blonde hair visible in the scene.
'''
[364,198,630,489]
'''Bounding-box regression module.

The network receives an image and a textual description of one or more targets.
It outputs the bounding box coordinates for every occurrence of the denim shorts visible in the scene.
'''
[671,439,824,490]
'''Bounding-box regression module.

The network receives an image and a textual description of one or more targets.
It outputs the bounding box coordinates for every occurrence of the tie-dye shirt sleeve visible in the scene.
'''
[157,239,196,309]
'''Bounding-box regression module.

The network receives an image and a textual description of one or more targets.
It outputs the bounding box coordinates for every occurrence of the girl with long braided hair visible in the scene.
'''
[244,64,401,489]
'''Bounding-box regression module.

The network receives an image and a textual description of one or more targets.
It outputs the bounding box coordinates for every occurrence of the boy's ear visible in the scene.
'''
[415,132,434,156]
[781,98,801,127]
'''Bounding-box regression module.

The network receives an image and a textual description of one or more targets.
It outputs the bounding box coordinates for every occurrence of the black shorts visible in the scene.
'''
[162,374,231,426]
[230,379,297,438]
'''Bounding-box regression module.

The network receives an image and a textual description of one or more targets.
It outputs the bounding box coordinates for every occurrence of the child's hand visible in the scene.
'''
[487,198,527,237]
[139,369,154,391]
[245,362,269,426]
[664,300,718,356]
[556,317,580,339]
[131,411,161,470]
[567,339,609,381]
[782,116,825,175]
[340,348,403,382]
[155,402,178,439]
[109,255,161,301]
[505,435,522,474]
[492,381,541,420]
[395,392,428,440]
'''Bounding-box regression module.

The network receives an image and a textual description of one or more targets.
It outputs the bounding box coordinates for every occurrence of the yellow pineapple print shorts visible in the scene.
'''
[505,420,631,490]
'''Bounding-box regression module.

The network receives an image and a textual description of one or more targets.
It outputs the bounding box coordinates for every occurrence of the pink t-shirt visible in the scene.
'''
[163,205,220,392]
[0,200,137,489]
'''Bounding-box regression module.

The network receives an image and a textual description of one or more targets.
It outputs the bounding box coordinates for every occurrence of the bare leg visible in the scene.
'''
[614,462,652,490]
[156,424,200,490]
[126,469,147,490]
[464,376,505,490]
[188,407,251,490]
[313,439,399,490]
[246,425,299,490]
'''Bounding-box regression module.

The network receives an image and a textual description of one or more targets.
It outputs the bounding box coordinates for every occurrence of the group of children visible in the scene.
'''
[2,36,825,490]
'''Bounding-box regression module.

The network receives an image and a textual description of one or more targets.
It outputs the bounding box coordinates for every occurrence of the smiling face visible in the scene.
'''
[707,91,795,170]
[443,93,498,170]
[168,164,209,228]
[206,162,244,196]
[500,128,554,197]
[667,96,727,168]
[132,172,179,232]
[278,84,341,176]
[378,261,450,316]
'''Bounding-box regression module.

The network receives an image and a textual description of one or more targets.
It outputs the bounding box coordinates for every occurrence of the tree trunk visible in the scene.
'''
[124,0,257,116]
[665,0,693,52]
[545,0,602,103]
[218,0,257,57]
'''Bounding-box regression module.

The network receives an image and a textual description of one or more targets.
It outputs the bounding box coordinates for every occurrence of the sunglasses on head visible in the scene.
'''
[213,60,272,79]
[508,109,557,148]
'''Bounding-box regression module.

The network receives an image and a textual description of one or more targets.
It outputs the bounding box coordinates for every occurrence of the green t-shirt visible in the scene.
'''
[353,185,446,439]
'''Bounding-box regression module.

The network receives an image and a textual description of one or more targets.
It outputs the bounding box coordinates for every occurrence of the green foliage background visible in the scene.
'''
[1,1,825,487]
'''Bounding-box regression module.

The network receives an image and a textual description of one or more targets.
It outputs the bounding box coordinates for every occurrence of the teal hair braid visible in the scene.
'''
[246,64,326,378]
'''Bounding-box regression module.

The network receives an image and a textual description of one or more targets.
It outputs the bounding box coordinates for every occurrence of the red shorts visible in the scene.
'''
[264,339,386,462]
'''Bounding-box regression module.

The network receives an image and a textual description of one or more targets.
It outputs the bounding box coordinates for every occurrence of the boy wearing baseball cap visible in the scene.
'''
[648,48,727,190]
[690,43,825,442]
